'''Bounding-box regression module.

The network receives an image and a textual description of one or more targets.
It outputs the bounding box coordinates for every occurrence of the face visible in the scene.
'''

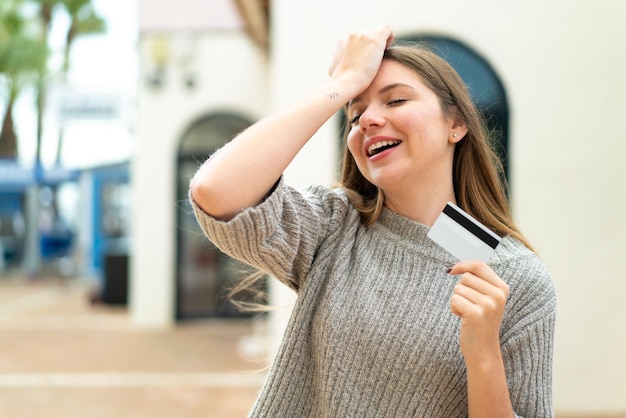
[346,59,466,195]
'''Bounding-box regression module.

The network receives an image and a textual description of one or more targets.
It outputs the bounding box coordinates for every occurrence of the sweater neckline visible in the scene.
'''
[375,207,457,264]
[378,206,430,235]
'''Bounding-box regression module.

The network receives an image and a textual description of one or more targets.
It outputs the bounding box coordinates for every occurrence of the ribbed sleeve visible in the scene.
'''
[190,178,351,291]
[190,181,556,417]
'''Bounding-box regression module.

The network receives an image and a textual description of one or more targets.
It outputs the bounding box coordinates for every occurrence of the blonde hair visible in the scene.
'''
[338,44,534,251]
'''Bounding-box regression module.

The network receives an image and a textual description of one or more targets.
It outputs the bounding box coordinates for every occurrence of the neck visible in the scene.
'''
[382,177,456,226]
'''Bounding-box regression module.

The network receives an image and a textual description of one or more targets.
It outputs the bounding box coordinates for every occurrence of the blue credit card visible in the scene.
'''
[427,202,501,262]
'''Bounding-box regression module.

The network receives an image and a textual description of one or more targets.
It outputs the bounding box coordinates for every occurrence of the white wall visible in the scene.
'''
[132,32,268,327]
[134,0,626,412]
[269,0,626,412]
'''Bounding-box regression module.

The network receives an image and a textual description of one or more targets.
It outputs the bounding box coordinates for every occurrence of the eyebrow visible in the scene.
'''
[348,83,416,107]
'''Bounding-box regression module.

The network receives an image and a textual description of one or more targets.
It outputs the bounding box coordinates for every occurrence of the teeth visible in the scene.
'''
[368,140,401,156]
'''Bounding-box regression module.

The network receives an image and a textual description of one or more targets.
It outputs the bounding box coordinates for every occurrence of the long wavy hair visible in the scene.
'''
[338,44,534,251]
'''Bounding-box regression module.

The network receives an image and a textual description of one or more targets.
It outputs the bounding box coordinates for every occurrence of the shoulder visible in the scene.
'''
[301,183,351,207]
[492,236,555,299]
[491,237,553,288]
[298,183,356,223]
[493,237,557,334]
[235,179,355,225]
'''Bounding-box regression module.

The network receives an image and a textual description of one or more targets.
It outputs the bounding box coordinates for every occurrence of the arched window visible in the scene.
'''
[176,112,257,319]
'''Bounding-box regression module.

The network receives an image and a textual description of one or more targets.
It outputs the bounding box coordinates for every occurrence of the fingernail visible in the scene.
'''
[446,268,453,274]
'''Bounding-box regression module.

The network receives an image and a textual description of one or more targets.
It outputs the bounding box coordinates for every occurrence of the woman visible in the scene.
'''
[190,25,556,417]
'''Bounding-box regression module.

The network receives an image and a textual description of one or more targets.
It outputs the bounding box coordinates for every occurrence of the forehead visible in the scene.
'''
[349,59,430,105]
[374,59,421,83]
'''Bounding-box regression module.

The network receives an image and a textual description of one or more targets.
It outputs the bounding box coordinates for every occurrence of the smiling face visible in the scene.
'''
[346,59,466,197]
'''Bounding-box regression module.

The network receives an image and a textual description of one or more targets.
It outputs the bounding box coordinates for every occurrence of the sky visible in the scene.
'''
[13,0,139,169]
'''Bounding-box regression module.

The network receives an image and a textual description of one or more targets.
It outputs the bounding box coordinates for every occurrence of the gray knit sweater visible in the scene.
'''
[191,179,556,418]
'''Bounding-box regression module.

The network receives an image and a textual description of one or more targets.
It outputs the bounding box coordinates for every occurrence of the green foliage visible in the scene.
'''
[0,0,49,158]
[0,0,107,160]
[0,27,47,84]
[0,1,47,81]
[60,0,107,71]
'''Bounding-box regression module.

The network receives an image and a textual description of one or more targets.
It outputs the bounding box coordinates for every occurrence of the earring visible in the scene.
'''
[453,133,458,138]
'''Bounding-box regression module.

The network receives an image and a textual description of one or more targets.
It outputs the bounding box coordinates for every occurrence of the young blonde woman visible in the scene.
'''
[190,25,556,417]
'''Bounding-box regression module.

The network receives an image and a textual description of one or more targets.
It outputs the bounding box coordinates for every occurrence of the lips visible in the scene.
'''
[365,138,402,157]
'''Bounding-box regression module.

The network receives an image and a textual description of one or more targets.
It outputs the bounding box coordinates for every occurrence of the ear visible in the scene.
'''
[449,121,468,144]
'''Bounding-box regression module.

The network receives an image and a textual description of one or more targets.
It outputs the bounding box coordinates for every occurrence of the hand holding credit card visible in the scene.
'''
[427,202,501,262]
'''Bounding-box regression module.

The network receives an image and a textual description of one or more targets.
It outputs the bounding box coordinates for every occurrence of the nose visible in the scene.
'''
[359,107,386,133]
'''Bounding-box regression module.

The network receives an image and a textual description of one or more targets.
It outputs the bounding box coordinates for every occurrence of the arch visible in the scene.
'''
[175,111,255,319]
[178,112,252,157]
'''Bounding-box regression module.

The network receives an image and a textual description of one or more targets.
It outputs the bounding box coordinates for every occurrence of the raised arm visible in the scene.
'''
[189,25,394,220]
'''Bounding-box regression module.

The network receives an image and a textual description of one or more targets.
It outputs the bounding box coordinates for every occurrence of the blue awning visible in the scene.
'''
[0,160,79,191]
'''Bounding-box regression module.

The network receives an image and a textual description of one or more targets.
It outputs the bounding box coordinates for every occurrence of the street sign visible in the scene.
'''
[58,92,122,121]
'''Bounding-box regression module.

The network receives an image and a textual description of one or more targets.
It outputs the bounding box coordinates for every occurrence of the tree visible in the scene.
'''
[0,0,47,159]
[1,0,106,162]
[60,0,106,73]
[33,0,58,166]
[1,0,106,277]
[29,0,105,166]
[54,0,106,164]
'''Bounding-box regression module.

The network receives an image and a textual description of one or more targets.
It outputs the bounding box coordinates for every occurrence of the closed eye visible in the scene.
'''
[349,113,361,125]
[388,98,407,106]
[348,98,407,125]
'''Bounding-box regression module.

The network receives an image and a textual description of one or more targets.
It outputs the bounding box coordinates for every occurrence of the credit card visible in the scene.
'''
[427,202,501,262]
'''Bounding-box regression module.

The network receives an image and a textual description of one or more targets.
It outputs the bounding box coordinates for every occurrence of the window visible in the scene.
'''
[176,112,263,319]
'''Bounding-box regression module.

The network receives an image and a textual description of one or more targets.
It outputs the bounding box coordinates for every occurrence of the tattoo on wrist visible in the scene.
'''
[327,92,338,99]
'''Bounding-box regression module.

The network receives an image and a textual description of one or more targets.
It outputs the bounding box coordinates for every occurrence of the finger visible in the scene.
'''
[448,260,493,279]
[452,286,507,327]
[453,281,486,306]
[375,24,394,47]
[448,261,507,292]
[329,26,390,79]
[383,25,395,48]
[450,293,478,318]
[458,272,499,297]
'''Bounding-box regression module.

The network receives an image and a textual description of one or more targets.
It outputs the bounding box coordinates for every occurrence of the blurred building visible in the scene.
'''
[134,0,626,414]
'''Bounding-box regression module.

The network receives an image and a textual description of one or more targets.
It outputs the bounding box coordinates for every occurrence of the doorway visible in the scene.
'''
[176,112,257,319]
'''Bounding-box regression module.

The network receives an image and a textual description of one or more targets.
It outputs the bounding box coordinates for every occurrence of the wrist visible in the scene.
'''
[463,343,504,372]
[326,72,371,101]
